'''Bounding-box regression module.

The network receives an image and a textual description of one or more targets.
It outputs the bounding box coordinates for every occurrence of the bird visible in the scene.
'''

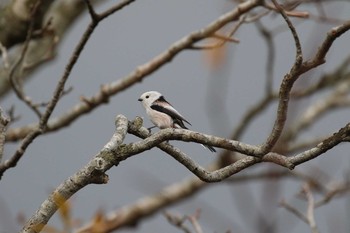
[138,91,216,152]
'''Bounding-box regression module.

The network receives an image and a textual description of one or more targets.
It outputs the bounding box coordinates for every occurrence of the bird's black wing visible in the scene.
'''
[152,98,216,152]
[151,104,191,129]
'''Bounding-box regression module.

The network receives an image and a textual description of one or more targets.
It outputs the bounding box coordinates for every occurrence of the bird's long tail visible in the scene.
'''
[201,144,216,153]
[173,123,216,152]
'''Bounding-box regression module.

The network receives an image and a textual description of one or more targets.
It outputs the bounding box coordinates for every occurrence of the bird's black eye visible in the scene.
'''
[145,95,149,99]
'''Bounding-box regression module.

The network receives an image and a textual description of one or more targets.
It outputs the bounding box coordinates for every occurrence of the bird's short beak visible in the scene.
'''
[138,98,142,102]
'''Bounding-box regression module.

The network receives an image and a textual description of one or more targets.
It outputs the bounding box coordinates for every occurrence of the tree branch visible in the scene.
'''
[8,0,43,118]
[0,108,9,162]
[260,0,303,154]
[0,0,54,48]
[0,0,90,97]
[129,119,350,182]
[5,0,262,142]
[0,0,135,179]
[303,184,320,233]
[19,111,349,233]
[20,115,128,233]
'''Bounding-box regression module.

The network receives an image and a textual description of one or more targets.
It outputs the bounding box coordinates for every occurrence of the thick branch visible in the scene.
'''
[0,0,106,97]
[20,115,350,233]
[0,0,54,48]
[128,118,350,182]
[20,115,128,233]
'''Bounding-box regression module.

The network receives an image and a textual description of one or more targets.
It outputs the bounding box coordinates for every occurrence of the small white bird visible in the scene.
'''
[138,91,216,152]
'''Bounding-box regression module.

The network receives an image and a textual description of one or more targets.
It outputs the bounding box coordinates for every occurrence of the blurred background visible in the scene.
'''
[1,0,350,232]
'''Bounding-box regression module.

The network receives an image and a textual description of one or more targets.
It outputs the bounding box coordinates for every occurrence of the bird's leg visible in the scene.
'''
[147,126,156,132]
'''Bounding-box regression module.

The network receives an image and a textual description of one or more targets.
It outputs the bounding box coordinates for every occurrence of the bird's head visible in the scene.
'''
[138,91,162,108]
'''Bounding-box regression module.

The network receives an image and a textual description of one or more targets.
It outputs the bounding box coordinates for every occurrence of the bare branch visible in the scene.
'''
[0,108,9,163]
[0,42,9,68]
[8,0,43,118]
[211,33,240,43]
[287,137,327,153]
[6,0,262,142]
[190,15,245,50]
[0,0,54,49]
[280,199,309,224]
[258,4,350,157]
[291,55,350,98]
[302,184,320,233]
[20,115,129,233]
[256,21,276,94]
[84,0,99,22]
[289,122,350,166]
[264,1,309,18]
[281,183,321,233]
[5,2,350,233]
[0,0,135,179]
[164,211,194,233]
[187,209,203,233]
[315,182,350,208]
[0,1,116,98]
[260,0,303,154]
[77,167,338,233]
[232,94,273,140]
[84,0,136,23]
[6,2,350,150]
[285,80,350,143]
[128,120,350,182]
[301,20,350,73]
[77,174,206,233]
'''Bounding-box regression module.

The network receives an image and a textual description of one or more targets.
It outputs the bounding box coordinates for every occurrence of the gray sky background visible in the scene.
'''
[1,1,350,232]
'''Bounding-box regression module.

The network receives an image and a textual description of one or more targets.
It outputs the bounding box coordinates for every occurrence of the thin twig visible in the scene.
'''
[212,33,240,43]
[256,21,275,95]
[187,209,203,233]
[265,1,309,18]
[301,20,350,74]
[280,199,309,224]
[8,0,43,118]
[302,184,320,233]
[0,108,10,163]
[164,211,192,233]
[0,42,9,69]
[287,137,327,153]
[284,80,350,143]
[0,0,135,179]
[232,94,273,140]
[259,0,303,154]
[77,166,343,233]
[6,0,262,142]
[190,15,246,50]
[315,183,350,208]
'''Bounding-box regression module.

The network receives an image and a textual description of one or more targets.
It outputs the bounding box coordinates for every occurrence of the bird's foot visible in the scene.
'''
[147,126,156,132]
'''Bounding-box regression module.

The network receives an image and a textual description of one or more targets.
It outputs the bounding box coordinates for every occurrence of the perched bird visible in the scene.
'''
[138,91,216,152]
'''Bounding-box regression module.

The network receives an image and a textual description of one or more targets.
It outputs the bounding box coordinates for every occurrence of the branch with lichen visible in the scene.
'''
[20,114,350,233]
